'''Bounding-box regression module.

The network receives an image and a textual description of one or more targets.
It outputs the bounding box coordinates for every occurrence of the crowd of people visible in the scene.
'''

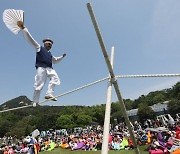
[0,117,180,154]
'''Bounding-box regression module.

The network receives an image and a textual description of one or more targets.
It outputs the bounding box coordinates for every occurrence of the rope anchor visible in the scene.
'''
[109,76,117,83]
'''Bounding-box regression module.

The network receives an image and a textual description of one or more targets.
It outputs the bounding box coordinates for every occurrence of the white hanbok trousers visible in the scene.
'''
[33,67,60,103]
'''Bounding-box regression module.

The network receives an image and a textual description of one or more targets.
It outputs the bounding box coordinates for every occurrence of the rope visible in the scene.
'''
[39,77,109,105]
[116,73,180,78]
[0,77,109,113]
[0,104,33,113]
[38,73,180,105]
[0,73,179,113]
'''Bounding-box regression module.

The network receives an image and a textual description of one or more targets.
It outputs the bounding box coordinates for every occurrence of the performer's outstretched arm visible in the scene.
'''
[17,21,40,52]
[52,53,66,64]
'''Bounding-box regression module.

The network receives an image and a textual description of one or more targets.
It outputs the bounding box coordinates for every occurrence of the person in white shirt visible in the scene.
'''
[17,21,66,106]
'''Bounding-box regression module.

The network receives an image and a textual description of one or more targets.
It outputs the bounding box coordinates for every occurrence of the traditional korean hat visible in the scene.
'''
[43,38,54,44]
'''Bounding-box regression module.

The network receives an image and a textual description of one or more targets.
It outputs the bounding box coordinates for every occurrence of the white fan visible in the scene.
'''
[3,9,24,35]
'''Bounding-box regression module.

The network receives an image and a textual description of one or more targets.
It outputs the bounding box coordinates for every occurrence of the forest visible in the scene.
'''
[0,82,179,137]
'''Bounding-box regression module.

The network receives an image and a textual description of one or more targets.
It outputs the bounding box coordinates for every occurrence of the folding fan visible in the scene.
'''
[3,9,24,35]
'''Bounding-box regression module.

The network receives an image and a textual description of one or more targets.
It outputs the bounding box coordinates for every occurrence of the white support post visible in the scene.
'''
[87,3,140,154]
[101,47,114,154]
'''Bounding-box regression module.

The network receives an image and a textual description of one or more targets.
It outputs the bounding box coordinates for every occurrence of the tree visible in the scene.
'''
[76,114,92,127]
[111,102,121,113]
[0,120,11,137]
[0,81,179,137]
[167,100,180,115]
[124,99,133,110]
[132,95,145,109]
[169,82,180,100]
[56,115,75,129]
[91,105,105,125]
[152,94,166,104]
[111,110,123,125]
[137,104,155,123]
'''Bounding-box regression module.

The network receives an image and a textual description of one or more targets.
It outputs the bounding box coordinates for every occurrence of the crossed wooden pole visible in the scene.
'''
[87,3,140,154]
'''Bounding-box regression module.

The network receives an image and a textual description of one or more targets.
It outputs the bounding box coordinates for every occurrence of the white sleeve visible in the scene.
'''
[52,56,64,64]
[22,28,41,52]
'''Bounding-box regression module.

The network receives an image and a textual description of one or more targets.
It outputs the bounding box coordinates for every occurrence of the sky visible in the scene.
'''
[0,0,180,107]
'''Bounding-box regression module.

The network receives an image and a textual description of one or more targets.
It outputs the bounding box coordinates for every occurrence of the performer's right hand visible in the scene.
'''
[17,21,25,29]
[63,53,66,57]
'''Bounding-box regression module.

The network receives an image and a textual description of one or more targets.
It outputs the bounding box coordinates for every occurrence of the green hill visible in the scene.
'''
[0,95,32,110]
[0,82,179,137]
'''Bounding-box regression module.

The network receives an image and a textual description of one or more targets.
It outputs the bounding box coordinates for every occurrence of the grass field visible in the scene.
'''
[40,145,149,154]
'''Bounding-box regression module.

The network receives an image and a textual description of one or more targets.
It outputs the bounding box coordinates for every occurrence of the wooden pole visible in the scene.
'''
[101,47,114,154]
[87,3,140,154]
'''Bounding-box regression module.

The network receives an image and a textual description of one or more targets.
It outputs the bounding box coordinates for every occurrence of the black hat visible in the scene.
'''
[42,38,53,44]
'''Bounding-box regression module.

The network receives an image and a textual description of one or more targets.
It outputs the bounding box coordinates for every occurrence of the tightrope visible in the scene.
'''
[0,73,179,113]
[116,73,180,78]
[0,77,109,113]
[0,104,33,113]
[39,73,180,105]
[39,77,109,105]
